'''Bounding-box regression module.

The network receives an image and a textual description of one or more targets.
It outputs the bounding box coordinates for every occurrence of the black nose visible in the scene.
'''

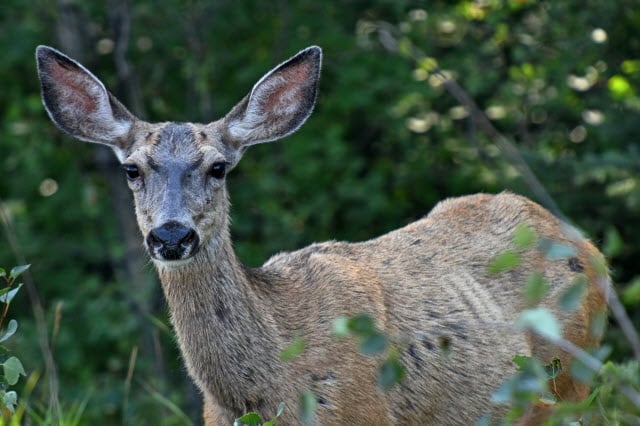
[146,221,199,260]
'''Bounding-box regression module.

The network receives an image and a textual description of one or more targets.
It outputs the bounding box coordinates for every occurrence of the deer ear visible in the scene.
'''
[224,46,322,148]
[36,45,135,159]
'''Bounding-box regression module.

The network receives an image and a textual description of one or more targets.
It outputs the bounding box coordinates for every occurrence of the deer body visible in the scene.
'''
[36,45,607,425]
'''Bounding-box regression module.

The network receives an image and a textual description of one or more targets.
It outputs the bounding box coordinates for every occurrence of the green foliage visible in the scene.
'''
[279,337,306,362]
[512,223,537,249]
[486,224,640,423]
[487,250,521,274]
[524,272,549,306]
[333,314,405,389]
[234,402,285,426]
[0,265,28,418]
[558,276,587,312]
[298,391,316,425]
[516,307,561,340]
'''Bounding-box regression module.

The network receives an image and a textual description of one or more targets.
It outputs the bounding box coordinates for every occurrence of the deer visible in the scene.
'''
[36,44,608,425]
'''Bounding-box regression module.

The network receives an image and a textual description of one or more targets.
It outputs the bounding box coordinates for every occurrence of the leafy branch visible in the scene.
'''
[0,265,29,416]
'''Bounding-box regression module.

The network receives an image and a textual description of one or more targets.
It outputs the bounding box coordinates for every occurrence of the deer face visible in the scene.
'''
[36,45,321,265]
[121,121,238,262]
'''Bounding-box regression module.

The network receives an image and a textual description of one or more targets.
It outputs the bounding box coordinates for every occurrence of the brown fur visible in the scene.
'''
[36,45,608,425]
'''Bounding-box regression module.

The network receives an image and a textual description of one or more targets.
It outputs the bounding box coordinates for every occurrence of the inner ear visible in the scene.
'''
[36,45,135,152]
[224,46,322,149]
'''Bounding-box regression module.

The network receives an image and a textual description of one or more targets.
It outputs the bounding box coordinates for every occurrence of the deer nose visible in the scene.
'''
[146,221,199,261]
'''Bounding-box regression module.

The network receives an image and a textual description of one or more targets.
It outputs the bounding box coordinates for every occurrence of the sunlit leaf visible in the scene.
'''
[332,316,350,337]
[0,319,18,343]
[516,308,561,340]
[234,412,263,426]
[9,264,30,280]
[608,75,633,99]
[0,284,23,304]
[3,391,17,414]
[2,357,25,386]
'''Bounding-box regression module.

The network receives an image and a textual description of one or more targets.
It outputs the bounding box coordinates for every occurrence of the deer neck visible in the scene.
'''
[155,226,284,411]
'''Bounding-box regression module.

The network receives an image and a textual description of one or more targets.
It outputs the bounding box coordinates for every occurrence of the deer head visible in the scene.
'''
[36,45,322,264]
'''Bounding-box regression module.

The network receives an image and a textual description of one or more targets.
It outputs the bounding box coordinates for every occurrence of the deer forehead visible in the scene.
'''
[126,122,229,168]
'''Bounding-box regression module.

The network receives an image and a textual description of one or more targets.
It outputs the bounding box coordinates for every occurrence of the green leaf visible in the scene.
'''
[377,354,405,390]
[280,337,306,362]
[9,264,30,280]
[570,357,597,386]
[332,316,350,337]
[513,223,537,249]
[298,390,316,424]
[512,354,531,370]
[622,277,640,305]
[0,319,18,343]
[348,314,376,336]
[234,412,263,426]
[0,268,5,279]
[3,390,17,414]
[0,283,23,304]
[487,250,521,274]
[590,311,608,340]
[544,358,562,379]
[491,377,515,403]
[3,356,26,386]
[558,276,587,311]
[360,333,388,355]
[492,356,548,404]
[474,414,491,426]
[524,272,549,305]
[263,402,286,426]
[516,308,561,340]
[539,239,577,260]
[602,226,623,258]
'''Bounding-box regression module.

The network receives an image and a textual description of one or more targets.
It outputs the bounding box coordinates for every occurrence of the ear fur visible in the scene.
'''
[36,45,135,158]
[224,46,322,148]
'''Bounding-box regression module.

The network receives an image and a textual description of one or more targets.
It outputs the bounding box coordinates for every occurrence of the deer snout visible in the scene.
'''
[146,221,200,261]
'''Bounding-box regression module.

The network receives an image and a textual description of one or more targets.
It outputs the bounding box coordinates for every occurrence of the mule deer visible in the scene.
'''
[36,45,607,425]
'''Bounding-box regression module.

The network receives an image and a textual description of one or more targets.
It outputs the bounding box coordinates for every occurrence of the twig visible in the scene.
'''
[123,345,138,424]
[597,276,640,360]
[548,333,640,410]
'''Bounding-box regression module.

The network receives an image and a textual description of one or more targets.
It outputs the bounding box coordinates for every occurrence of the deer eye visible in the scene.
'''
[122,164,141,181]
[208,162,227,180]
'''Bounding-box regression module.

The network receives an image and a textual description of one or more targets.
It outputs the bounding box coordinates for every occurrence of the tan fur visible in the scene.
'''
[36,45,608,425]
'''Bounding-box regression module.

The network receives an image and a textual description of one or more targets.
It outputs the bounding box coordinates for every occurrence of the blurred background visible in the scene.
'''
[1,0,639,424]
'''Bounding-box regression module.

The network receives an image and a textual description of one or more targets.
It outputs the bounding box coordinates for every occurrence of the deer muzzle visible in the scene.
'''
[146,221,200,261]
